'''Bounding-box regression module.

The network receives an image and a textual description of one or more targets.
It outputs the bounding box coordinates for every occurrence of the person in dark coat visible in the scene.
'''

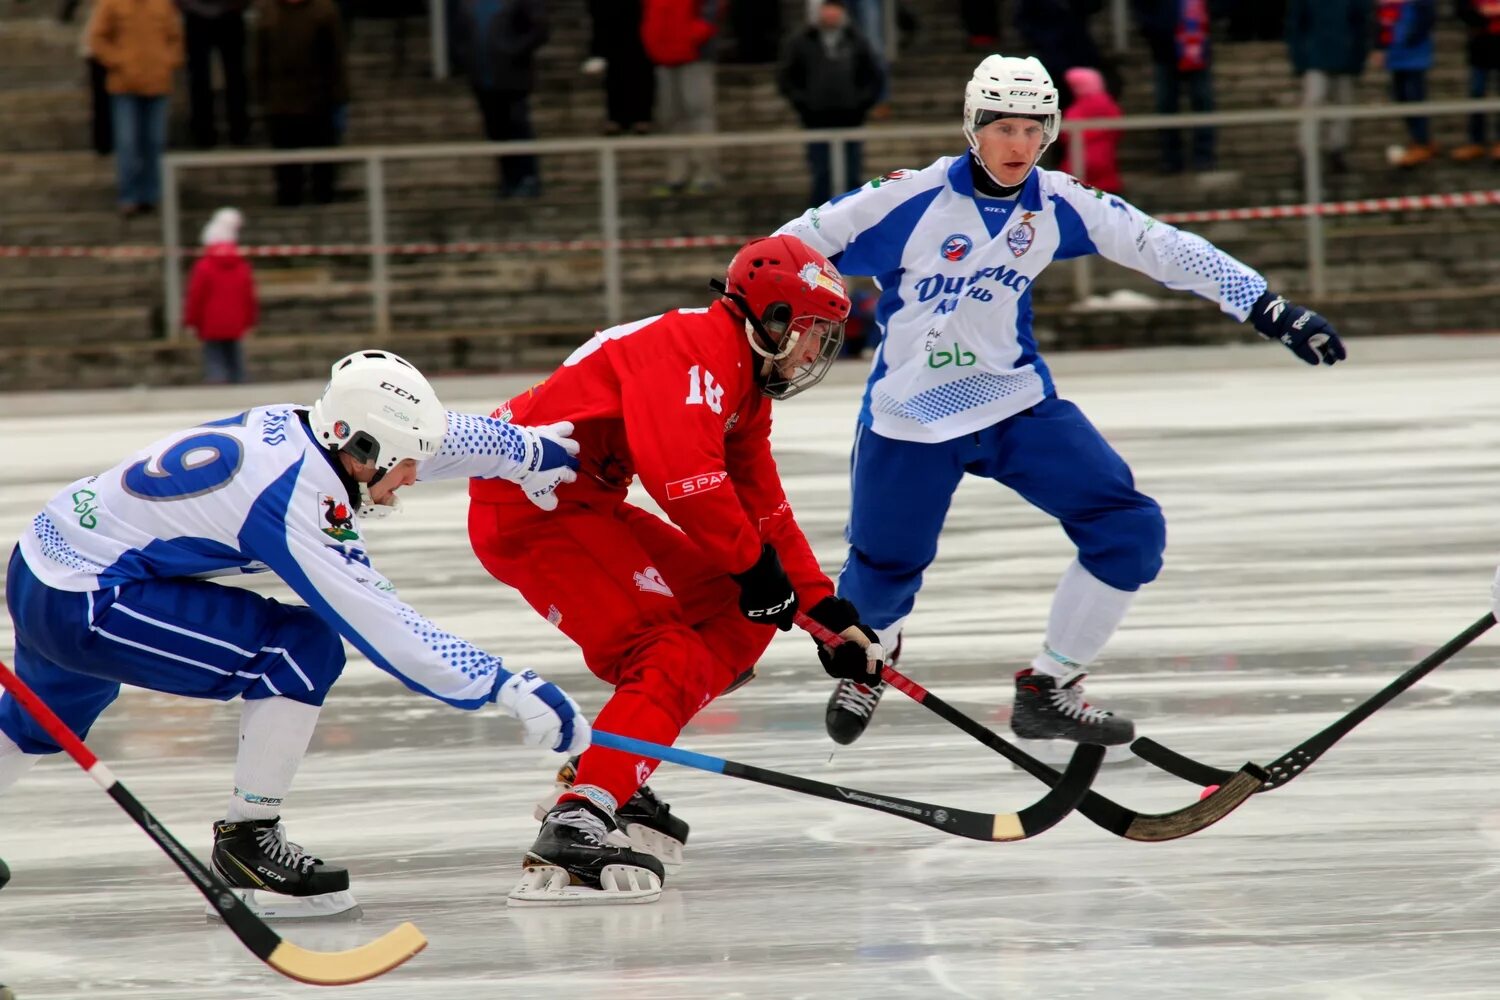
[777,0,884,206]
[1286,0,1373,173]
[583,0,653,134]
[1132,0,1218,172]
[176,0,251,147]
[455,0,549,198]
[256,0,348,205]
[1453,0,1500,161]
[1014,0,1111,110]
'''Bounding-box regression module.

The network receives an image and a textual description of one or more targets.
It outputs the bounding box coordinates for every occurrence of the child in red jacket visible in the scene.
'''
[184,207,257,384]
[1059,66,1124,193]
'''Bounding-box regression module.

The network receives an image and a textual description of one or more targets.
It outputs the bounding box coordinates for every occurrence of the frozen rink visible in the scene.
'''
[4,336,1500,1000]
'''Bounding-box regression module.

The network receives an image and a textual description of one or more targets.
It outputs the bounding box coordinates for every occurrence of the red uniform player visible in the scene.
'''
[469,235,885,905]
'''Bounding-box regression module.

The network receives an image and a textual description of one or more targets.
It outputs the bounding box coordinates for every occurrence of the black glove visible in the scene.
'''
[1249,290,1346,366]
[806,596,884,681]
[730,543,798,631]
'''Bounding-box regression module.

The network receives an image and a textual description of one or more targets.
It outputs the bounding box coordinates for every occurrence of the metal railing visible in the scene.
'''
[160,96,1500,340]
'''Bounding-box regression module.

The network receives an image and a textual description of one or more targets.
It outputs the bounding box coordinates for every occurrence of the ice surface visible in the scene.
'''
[3,337,1500,999]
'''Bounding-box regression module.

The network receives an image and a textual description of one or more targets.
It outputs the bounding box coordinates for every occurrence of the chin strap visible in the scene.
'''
[354,480,403,519]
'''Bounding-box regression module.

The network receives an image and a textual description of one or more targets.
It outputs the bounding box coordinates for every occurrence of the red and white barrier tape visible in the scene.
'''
[1,189,1495,260]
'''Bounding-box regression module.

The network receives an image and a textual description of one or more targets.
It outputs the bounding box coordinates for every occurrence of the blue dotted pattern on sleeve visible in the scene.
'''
[1159,228,1266,315]
[32,512,106,575]
[436,412,527,467]
[873,371,1041,425]
[396,602,506,683]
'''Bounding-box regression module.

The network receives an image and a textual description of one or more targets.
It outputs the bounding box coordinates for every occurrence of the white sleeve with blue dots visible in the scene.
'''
[416,410,532,483]
[1058,183,1267,322]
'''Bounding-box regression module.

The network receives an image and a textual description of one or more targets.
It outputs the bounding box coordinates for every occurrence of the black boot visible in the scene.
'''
[824,634,900,745]
[540,757,689,868]
[211,818,349,896]
[508,800,665,905]
[1010,669,1134,745]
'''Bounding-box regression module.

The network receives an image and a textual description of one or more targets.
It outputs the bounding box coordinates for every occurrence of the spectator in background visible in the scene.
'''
[88,0,182,218]
[184,207,257,385]
[78,0,113,156]
[778,0,884,206]
[1376,0,1437,167]
[1059,65,1124,191]
[1452,0,1500,163]
[1132,0,1216,173]
[727,0,781,62]
[1226,0,1283,40]
[642,0,723,195]
[843,285,879,358]
[961,0,1003,51]
[256,0,348,206]
[583,0,654,135]
[1286,0,1372,175]
[177,0,250,148]
[456,0,549,197]
[1015,0,1113,110]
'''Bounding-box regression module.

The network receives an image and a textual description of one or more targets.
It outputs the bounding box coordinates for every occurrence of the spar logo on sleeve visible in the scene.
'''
[665,471,729,500]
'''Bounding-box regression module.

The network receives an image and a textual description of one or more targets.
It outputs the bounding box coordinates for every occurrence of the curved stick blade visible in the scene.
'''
[267,921,428,986]
[1118,764,1266,843]
[1010,741,1105,838]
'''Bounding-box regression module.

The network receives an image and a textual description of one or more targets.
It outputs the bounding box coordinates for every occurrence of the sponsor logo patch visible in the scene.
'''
[666,471,729,500]
[941,233,974,262]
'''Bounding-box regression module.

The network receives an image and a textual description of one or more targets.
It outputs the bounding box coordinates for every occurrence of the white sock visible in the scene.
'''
[226,697,322,822]
[0,730,41,793]
[1030,560,1137,678]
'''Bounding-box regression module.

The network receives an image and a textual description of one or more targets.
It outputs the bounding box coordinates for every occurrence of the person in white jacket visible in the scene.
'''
[0,350,587,918]
[776,55,1347,750]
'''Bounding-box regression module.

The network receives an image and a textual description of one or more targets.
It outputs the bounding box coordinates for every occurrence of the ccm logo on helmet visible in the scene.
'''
[379,381,422,404]
[1009,89,1040,97]
[666,471,729,500]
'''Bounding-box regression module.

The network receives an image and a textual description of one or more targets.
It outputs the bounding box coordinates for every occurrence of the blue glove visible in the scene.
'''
[1250,290,1346,366]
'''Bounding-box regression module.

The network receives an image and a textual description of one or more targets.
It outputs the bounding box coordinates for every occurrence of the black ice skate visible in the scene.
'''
[208,817,360,920]
[535,756,689,870]
[1010,669,1135,746]
[508,800,665,907]
[824,634,900,746]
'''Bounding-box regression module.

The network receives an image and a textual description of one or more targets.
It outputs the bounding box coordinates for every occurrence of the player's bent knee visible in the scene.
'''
[259,605,348,705]
[617,627,734,729]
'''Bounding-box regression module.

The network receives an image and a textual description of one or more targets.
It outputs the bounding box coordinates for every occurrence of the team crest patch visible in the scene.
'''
[1006,221,1036,258]
[941,234,973,262]
[869,169,910,188]
[633,566,674,597]
[319,494,359,541]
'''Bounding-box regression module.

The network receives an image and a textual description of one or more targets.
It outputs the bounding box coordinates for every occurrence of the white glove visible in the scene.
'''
[498,670,591,754]
[581,56,606,75]
[512,420,580,512]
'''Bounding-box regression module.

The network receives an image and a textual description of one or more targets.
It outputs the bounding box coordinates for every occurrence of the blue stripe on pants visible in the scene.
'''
[838,397,1165,631]
[1,547,346,754]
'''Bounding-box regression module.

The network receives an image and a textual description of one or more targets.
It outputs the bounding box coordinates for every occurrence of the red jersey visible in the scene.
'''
[470,301,834,605]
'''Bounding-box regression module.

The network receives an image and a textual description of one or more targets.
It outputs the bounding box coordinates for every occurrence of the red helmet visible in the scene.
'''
[718,234,851,400]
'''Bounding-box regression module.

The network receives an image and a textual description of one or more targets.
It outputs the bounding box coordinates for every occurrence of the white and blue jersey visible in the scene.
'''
[776,152,1267,443]
[16,406,535,710]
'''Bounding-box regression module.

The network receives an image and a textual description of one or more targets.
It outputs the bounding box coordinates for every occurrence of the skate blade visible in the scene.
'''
[205,887,363,922]
[1011,737,1135,767]
[622,822,685,872]
[506,864,663,907]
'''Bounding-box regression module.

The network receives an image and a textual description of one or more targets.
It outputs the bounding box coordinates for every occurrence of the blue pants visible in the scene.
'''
[1,547,345,755]
[838,398,1166,631]
[110,94,169,207]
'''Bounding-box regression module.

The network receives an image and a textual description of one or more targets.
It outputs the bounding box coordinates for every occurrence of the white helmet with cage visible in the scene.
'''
[962,55,1061,165]
[308,349,446,472]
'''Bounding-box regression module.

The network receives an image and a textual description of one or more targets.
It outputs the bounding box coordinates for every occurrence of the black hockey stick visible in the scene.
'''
[1131,613,1497,791]
[797,614,1265,842]
[594,729,1104,842]
[0,658,427,986]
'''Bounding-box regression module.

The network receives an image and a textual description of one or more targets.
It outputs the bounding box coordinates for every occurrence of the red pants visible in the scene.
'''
[469,496,776,810]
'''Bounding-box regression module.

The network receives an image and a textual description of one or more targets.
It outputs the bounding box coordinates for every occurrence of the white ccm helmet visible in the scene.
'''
[962,55,1061,173]
[308,349,446,472]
